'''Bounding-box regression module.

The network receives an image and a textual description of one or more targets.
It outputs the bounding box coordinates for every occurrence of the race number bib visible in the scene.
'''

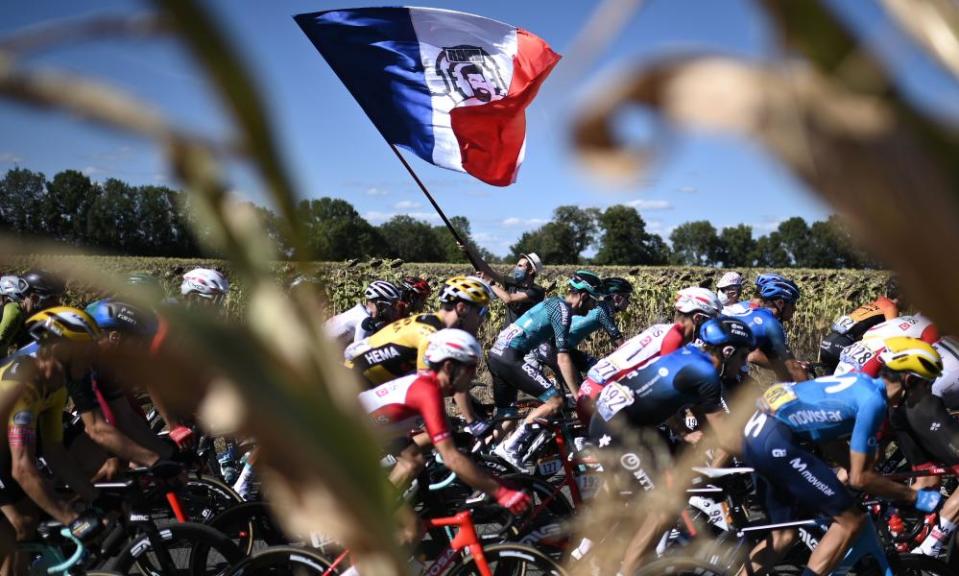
[759,384,797,414]
[837,341,874,373]
[491,325,524,355]
[596,382,635,422]
[831,315,855,334]
[588,359,620,384]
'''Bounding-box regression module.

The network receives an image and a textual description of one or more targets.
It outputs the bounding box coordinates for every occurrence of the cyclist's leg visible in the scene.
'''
[1,499,39,576]
[387,441,425,491]
[492,349,561,465]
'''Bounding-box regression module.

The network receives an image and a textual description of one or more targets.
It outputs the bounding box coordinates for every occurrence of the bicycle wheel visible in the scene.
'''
[446,543,566,576]
[634,557,727,576]
[222,546,337,575]
[108,521,244,576]
[179,475,245,523]
[206,500,288,556]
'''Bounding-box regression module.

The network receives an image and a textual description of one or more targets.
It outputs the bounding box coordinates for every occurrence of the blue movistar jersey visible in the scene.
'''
[729,306,790,359]
[494,297,573,355]
[757,373,887,454]
[593,344,724,429]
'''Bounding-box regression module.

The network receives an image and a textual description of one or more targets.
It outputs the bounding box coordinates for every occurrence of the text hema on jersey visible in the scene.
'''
[364,346,401,365]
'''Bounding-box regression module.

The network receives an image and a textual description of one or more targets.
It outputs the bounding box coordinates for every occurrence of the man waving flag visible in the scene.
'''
[295,7,560,186]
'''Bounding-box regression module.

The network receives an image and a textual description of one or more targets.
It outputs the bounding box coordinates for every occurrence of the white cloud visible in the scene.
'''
[626,199,672,210]
[753,218,783,233]
[0,152,22,164]
[82,166,103,175]
[501,217,548,228]
[365,187,389,196]
[363,210,441,224]
[393,200,422,210]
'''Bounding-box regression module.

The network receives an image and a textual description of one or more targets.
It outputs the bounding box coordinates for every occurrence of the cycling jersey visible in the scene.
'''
[345,313,444,386]
[931,337,959,409]
[324,304,374,348]
[757,373,886,454]
[589,344,724,433]
[728,306,790,360]
[358,371,451,445]
[890,385,959,472]
[722,300,752,316]
[834,315,940,376]
[0,301,25,352]
[491,297,573,355]
[502,280,546,326]
[528,300,622,373]
[829,296,897,339]
[0,356,66,448]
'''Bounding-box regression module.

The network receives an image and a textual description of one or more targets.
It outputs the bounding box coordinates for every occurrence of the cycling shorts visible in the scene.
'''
[488,348,559,411]
[819,332,854,373]
[587,417,674,496]
[742,411,854,523]
[890,389,959,469]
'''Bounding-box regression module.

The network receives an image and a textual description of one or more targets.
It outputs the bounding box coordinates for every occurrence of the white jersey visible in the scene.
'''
[722,301,751,316]
[585,322,683,387]
[834,314,939,376]
[932,337,959,409]
[324,304,373,350]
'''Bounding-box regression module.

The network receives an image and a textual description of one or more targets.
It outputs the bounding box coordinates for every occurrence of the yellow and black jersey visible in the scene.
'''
[0,356,66,449]
[345,314,444,386]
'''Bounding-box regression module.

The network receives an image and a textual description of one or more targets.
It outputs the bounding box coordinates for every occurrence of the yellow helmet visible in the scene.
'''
[26,306,101,342]
[879,336,943,381]
[438,276,491,307]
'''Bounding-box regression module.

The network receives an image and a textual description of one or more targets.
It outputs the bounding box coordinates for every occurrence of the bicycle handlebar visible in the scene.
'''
[47,528,84,574]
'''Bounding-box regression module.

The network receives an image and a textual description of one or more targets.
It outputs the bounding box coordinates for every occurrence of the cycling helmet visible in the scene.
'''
[674,287,723,317]
[758,278,801,304]
[698,317,755,349]
[85,299,154,336]
[438,276,491,307]
[0,275,29,301]
[754,273,785,289]
[26,306,101,342]
[22,269,65,298]
[424,329,483,367]
[879,336,943,381]
[364,280,401,302]
[717,272,743,289]
[568,270,604,298]
[399,276,431,297]
[602,277,633,295]
[180,268,230,299]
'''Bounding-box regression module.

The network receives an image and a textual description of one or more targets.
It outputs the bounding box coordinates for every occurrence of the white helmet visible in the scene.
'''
[675,287,723,317]
[424,329,482,367]
[0,275,29,301]
[364,280,401,302]
[181,268,230,299]
[717,272,743,289]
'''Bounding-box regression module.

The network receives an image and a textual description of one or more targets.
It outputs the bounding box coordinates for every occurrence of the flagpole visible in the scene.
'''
[385,143,482,269]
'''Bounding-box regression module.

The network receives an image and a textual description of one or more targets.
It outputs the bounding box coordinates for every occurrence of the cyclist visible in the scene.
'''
[358,329,530,516]
[577,286,722,421]
[727,276,808,382]
[526,275,630,389]
[324,280,401,352]
[832,314,939,376]
[462,244,546,327]
[589,317,754,575]
[70,299,170,479]
[740,336,943,576]
[396,275,431,317]
[490,271,603,470]
[345,276,490,431]
[819,276,901,372]
[0,308,101,573]
[716,271,743,306]
[931,336,959,408]
[722,271,784,316]
[0,276,28,352]
[3,270,65,350]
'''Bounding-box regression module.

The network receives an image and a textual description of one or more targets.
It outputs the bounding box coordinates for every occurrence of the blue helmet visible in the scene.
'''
[85,299,156,336]
[699,317,755,349]
[758,278,801,304]
[755,272,786,289]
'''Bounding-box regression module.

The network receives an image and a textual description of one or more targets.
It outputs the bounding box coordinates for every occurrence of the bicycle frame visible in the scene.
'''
[322,510,496,576]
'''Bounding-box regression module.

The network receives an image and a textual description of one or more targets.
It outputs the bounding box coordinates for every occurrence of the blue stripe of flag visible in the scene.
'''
[294,8,435,161]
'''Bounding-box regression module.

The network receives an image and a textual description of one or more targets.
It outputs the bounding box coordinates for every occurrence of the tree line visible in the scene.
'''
[0,167,876,268]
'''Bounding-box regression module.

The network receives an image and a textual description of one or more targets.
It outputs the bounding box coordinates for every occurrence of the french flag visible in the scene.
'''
[295,7,560,186]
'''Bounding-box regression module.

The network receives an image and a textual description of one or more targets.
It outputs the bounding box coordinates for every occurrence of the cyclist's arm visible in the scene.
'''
[9,434,76,524]
[703,410,735,461]
[847,395,914,502]
[79,410,159,467]
[551,301,579,395]
[556,353,580,397]
[0,302,23,349]
[433,438,499,496]
[878,298,899,321]
[597,307,624,348]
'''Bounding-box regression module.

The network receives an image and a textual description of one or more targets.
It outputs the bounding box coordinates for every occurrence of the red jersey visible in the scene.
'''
[358,371,451,444]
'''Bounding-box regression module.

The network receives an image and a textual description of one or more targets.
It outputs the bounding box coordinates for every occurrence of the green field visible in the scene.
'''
[1,255,891,362]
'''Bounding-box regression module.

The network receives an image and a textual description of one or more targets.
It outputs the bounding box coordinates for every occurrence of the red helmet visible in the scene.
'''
[400,276,431,299]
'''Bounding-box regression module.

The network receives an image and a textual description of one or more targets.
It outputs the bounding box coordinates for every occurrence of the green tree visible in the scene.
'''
[379,215,445,262]
[669,220,720,265]
[594,205,664,265]
[297,198,384,260]
[717,224,756,267]
[807,215,877,269]
[510,221,580,264]
[553,205,601,256]
[86,178,137,252]
[646,234,671,264]
[42,170,97,244]
[0,167,46,235]
[752,231,791,267]
[776,217,812,266]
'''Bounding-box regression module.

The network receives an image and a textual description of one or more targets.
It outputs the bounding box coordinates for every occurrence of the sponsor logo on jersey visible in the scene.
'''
[786,409,843,426]
[789,457,836,496]
[12,410,32,426]
[364,346,401,365]
[772,449,786,457]
[658,367,669,377]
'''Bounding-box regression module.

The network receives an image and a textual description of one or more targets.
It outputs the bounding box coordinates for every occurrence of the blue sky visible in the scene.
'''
[1,0,956,257]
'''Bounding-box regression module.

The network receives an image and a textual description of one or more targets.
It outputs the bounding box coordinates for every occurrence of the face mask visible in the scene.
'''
[512,266,527,282]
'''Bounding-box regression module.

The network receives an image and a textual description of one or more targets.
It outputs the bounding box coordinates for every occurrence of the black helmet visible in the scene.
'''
[22,269,65,298]
[699,316,755,349]
[602,277,633,295]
